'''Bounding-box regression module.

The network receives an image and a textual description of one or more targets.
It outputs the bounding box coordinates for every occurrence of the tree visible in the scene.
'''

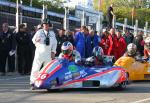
[9,0,65,13]
[94,0,150,28]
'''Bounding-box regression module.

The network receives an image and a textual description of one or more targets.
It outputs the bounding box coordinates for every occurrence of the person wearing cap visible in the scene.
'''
[30,18,57,85]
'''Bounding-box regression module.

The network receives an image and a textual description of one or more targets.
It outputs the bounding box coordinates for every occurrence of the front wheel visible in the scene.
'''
[117,81,127,90]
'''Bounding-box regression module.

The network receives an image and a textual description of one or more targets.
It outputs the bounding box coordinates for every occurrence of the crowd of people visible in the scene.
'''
[0,19,150,77]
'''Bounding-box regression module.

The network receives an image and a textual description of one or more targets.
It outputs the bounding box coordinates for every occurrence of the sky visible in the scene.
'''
[62,0,94,8]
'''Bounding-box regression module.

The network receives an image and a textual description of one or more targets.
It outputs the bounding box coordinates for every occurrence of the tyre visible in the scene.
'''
[117,81,127,90]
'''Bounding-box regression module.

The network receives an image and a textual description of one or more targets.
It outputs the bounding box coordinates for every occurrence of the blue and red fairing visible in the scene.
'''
[32,58,128,90]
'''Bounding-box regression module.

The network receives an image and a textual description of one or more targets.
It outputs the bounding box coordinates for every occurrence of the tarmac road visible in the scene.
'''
[0,75,150,103]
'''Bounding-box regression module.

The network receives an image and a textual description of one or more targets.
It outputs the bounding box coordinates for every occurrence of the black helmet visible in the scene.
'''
[41,18,52,26]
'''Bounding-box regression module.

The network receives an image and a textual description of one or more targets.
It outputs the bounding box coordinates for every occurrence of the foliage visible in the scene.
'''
[93,0,150,28]
[9,0,65,13]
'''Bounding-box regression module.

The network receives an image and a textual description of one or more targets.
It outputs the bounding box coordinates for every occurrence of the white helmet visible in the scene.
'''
[61,41,73,57]
[93,46,104,61]
[145,37,150,49]
[127,43,137,56]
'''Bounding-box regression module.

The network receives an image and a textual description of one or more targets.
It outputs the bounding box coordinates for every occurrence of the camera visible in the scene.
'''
[45,37,50,46]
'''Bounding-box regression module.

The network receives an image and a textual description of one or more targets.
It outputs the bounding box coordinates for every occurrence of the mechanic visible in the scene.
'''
[85,46,105,66]
[30,18,57,85]
[58,41,81,64]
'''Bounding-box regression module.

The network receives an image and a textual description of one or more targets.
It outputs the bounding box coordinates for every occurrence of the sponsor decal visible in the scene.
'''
[68,65,78,72]
[80,70,87,77]
[72,72,81,79]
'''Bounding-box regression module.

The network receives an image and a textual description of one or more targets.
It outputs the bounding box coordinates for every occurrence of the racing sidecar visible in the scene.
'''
[114,57,150,81]
[32,58,128,91]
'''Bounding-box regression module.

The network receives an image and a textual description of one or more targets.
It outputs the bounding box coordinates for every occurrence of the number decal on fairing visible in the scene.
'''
[147,68,150,73]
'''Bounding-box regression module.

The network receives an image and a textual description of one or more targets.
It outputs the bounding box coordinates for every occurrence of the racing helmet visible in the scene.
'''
[93,46,104,61]
[145,37,150,49]
[127,43,137,56]
[61,41,73,57]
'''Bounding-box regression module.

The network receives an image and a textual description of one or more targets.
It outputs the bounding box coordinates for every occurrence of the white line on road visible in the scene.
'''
[0,76,29,81]
[131,98,150,103]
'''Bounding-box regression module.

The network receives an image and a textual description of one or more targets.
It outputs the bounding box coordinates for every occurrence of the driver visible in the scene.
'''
[59,41,81,64]
[85,46,104,66]
[144,37,150,58]
[124,43,137,58]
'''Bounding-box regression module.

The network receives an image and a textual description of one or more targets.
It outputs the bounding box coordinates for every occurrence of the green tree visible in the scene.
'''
[94,0,150,28]
[9,0,65,13]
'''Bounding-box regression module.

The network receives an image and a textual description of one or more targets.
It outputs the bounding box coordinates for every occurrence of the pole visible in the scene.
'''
[64,7,69,30]
[20,0,23,24]
[16,0,19,32]
[144,21,148,37]
[30,0,33,7]
[81,0,86,26]
[134,19,138,36]
[112,15,116,28]
[123,18,127,33]
[131,7,135,26]
[42,4,47,20]
[15,0,19,73]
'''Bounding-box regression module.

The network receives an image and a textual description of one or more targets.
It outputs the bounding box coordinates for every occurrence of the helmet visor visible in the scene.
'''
[62,50,71,55]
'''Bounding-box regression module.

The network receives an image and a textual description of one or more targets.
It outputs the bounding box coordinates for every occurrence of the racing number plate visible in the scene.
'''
[147,68,150,73]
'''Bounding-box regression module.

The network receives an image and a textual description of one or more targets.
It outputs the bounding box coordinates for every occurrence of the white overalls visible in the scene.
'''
[30,29,57,84]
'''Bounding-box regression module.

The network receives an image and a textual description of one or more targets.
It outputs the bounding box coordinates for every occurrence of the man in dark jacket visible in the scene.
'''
[0,23,16,76]
[107,4,115,28]
[56,28,67,56]
[16,24,32,75]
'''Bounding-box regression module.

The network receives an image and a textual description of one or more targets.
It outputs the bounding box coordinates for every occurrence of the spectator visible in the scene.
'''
[0,23,16,76]
[123,30,134,46]
[133,32,144,56]
[74,26,87,58]
[116,30,126,59]
[99,29,110,55]
[30,19,57,85]
[106,4,115,29]
[107,28,118,59]
[144,37,150,58]
[66,30,74,46]
[16,24,32,75]
[86,30,99,57]
[56,28,67,56]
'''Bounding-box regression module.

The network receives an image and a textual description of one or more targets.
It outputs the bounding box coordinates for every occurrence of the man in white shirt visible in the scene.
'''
[30,19,57,85]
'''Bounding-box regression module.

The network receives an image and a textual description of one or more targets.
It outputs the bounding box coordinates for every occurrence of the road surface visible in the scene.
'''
[0,75,150,103]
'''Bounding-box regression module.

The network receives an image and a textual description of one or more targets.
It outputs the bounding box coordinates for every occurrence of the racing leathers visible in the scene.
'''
[30,29,57,84]
[59,50,81,64]
[85,55,115,66]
